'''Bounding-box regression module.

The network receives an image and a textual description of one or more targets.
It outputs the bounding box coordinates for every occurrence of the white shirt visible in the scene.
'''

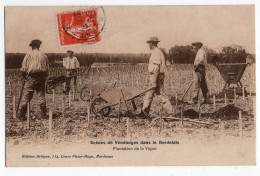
[21,49,49,74]
[63,56,80,69]
[194,48,207,66]
[148,48,166,73]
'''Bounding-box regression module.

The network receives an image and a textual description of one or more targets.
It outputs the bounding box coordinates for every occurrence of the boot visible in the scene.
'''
[40,104,48,119]
[17,104,27,121]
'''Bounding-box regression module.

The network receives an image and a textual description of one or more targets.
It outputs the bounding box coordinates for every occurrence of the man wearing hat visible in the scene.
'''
[139,37,174,118]
[189,42,210,104]
[63,50,80,95]
[17,39,49,120]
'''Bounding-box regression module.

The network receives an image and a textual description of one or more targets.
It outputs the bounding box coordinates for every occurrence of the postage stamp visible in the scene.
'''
[57,10,100,46]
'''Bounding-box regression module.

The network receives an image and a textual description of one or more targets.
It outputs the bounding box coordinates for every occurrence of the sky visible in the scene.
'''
[5,5,255,54]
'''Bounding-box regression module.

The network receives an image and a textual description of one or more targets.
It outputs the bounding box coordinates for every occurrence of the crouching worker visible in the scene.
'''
[63,50,80,95]
[17,39,49,120]
[138,37,174,118]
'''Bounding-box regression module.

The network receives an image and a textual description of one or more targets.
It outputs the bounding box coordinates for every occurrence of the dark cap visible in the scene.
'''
[67,50,74,54]
[191,42,203,48]
[29,39,42,47]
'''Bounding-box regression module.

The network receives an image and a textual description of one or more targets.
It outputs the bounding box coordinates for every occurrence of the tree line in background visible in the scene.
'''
[5,44,254,69]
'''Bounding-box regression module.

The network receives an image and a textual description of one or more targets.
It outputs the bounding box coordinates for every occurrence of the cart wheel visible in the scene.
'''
[80,86,91,102]
[46,83,54,94]
[91,97,111,117]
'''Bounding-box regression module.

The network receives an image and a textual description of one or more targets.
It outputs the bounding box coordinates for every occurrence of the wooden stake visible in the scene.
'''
[68,91,71,108]
[249,84,252,97]
[118,99,121,123]
[234,89,236,101]
[213,95,216,111]
[239,111,243,139]
[181,105,183,126]
[62,95,65,119]
[159,108,162,135]
[87,106,90,128]
[224,93,227,106]
[242,85,245,100]
[175,92,178,107]
[49,110,52,140]
[27,102,30,128]
[52,89,55,103]
[12,96,16,119]
[253,98,256,131]
[126,117,130,138]
[9,81,12,95]
[89,90,92,112]
[197,98,200,111]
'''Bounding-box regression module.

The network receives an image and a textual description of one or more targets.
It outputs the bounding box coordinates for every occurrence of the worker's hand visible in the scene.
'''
[194,64,198,71]
[76,68,80,75]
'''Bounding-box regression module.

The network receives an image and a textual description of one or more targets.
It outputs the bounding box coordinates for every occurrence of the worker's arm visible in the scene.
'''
[194,50,206,70]
[75,58,80,68]
[62,58,67,68]
[20,53,29,79]
[75,58,80,74]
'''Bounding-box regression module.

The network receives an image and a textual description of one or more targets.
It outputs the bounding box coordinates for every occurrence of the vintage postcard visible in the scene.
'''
[5,6,256,167]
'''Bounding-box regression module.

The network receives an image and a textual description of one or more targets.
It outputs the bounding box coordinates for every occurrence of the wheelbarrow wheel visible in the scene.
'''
[91,97,111,117]
[80,85,91,102]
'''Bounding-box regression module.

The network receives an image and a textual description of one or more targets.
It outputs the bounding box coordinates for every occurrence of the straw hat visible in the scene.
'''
[146,37,160,43]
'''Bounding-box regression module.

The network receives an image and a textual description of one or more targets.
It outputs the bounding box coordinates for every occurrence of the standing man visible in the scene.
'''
[139,37,174,118]
[189,42,210,104]
[63,50,80,95]
[17,39,49,120]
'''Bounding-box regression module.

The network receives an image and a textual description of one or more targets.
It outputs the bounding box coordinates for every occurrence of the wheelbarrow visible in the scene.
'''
[46,67,89,94]
[215,63,248,98]
[91,87,154,117]
[80,79,118,102]
[46,75,77,94]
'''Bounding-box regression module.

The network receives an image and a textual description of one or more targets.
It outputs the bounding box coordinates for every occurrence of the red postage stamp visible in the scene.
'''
[57,10,100,46]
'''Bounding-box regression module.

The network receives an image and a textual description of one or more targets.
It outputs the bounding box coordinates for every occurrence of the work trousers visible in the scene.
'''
[65,69,77,93]
[192,71,209,101]
[142,73,173,114]
[19,72,47,118]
